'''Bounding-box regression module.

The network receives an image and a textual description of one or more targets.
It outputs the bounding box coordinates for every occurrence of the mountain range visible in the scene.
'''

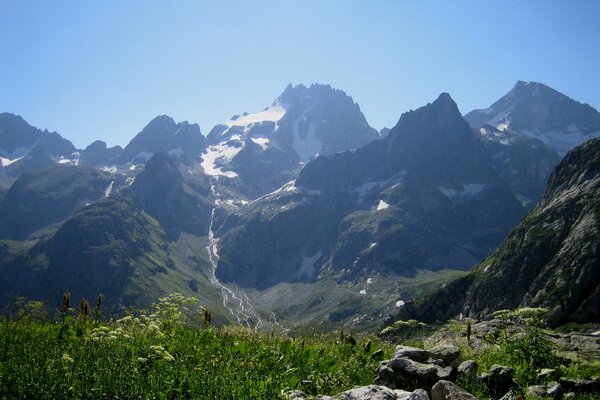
[0,81,598,330]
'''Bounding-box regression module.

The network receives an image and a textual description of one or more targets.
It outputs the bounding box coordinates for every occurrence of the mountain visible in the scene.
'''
[115,116,206,165]
[202,84,380,198]
[477,124,561,205]
[0,195,178,309]
[215,93,525,289]
[0,165,116,240]
[465,81,600,155]
[79,140,123,167]
[0,113,79,177]
[129,150,213,241]
[398,138,600,326]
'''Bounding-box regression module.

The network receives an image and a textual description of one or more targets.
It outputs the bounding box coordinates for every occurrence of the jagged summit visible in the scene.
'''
[116,115,205,164]
[465,81,600,154]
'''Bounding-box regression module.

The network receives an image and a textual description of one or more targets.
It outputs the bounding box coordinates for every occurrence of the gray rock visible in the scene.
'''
[431,380,478,400]
[407,389,430,400]
[429,359,446,367]
[427,345,461,366]
[559,377,600,393]
[457,360,478,381]
[395,345,430,363]
[498,390,519,400]
[375,357,438,390]
[434,365,457,382]
[334,385,399,400]
[288,390,309,399]
[546,381,561,399]
[394,390,414,400]
[527,385,548,398]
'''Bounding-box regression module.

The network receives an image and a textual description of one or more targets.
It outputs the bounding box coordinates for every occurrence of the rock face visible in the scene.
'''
[398,138,600,326]
[216,93,525,289]
[465,81,600,156]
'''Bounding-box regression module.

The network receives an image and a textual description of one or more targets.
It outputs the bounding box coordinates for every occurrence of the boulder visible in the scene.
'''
[546,381,561,399]
[434,365,457,382]
[395,345,430,363]
[427,346,461,366]
[526,385,548,398]
[457,360,478,381]
[498,390,519,400]
[431,380,478,400]
[334,385,399,400]
[375,357,438,390]
[288,390,309,399]
[558,377,600,393]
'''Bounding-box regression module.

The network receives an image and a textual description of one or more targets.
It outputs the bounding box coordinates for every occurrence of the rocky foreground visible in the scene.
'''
[288,326,600,400]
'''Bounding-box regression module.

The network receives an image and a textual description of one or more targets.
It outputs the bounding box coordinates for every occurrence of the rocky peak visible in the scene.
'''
[0,112,43,155]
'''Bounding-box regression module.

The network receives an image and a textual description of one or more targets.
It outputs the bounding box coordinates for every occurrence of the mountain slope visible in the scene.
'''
[129,150,213,240]
[0,165,116,240]
[0,196,175,309]
[477,124,561,205]
[465,81,600,155]
[215,93,525,289]
[399,138,600,326]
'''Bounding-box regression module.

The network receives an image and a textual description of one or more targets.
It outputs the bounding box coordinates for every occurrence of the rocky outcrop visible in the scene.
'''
[374,345,462,391]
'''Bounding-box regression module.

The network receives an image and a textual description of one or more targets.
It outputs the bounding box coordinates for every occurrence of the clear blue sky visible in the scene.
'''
[1,1,599,148]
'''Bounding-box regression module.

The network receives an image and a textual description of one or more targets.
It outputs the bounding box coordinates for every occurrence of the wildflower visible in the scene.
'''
[137,357,148,364]
[116,315,133,324]
[62,353,74,364]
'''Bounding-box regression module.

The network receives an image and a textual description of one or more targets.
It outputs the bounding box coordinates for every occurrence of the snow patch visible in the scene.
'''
[369,242,377,249]
[0,155,24,166]
[359,289,367,295]
[101,165,119,174]
[296,251,322,279]
[396,300,405,308]
[250,137,270,150]
[439,183,485,202]
[226,104,286,128]
[366,278,374,284]
[376,200,390,210]
[292,121,322,162]
[104,181,114,198]
[201,141,242,178]
[125,177,135,186]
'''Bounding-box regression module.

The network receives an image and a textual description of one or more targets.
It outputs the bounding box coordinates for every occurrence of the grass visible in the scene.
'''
[0,294,393,399]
